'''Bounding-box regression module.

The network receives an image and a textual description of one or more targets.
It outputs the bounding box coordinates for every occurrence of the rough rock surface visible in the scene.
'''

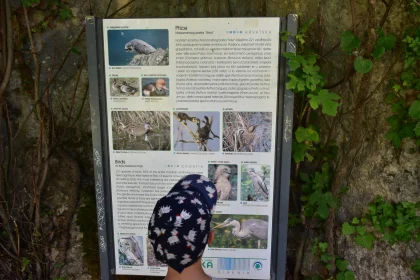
[129,48,169,66]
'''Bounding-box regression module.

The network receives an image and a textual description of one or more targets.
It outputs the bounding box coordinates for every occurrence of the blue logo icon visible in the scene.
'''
[253,261,263,270]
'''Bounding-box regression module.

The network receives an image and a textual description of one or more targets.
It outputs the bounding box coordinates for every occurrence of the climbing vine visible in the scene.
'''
[286,1,420,279]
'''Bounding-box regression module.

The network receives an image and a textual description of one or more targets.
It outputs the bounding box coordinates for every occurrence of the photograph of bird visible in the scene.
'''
[118,236,144,266]
[223,112,272,152]
[151,78,169,96]
[212,218,268,249]
[119,122,151,141]
[247,169,269,200]
[112,80,121,93]
[214,165,232,200]
[142,83,156,96]
[125,39,156,55]
[120,81,139,95]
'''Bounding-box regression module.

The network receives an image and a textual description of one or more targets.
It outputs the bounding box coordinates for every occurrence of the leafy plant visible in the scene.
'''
[293,126,320,163]
[21,0,40,7]
[21,257,30,273]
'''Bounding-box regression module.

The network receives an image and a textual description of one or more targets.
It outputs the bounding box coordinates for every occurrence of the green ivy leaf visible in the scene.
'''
[409,100,420,119]
[284,52,305,70]
[355,233,375,249]
[59,8,73,21]
[414,122,420,137]
[411,259,420,273]
[354,56,373,74]
[342,222,356,235]
[379,35,397,50]
[372,45,386,59]
[295,126,320,143]
[287,74,306,92]
[336,259,350,272]
[318,242,328,253]
[317,201,330,219]
[340,31,361,52]
[352,217,360,225]
[307,90,341,116]
[356,226,366,236]
[385,130,401,148]
[22,0,40,6]
[336,271,355,280]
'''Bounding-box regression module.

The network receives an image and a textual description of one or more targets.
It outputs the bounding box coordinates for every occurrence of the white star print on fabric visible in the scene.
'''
[205,185,216,198]
[164,249,176,260]
[157,244,164,255]
[149,238,155,245]
[174,216,183,227]
[184,190,194,195]
[158,205,172,217]
[166,192,179,198]
[180,210,192,220]
[191,198,202,205]
[198,208,206,215]
[202,234,208,244]
[180,180,192,188]
[175,196,186,204]
[186,241,196,251]
[168,235,180,245]
[180,254,192,265]
[183,229,197,242]
[199,219,206,231]
[200,175,210,182]
[154,227,166,236]
[150,213,155,226]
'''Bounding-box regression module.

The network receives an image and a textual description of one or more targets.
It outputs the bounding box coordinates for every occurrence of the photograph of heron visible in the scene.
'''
[142,77,169,97]
[107,29,169,66]
[241,164,270,201]
[223,112,273,152]
[118,236,144,266]
[109,77,140,97]
[208,164,238,201]
[210,214,269,249]
[146,238,167,267]
[112,111,170,151]
[173,111,220,152]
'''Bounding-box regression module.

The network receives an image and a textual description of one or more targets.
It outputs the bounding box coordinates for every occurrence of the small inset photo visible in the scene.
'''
[210,214,269,249]
[112,111,171,151]
[223,112,272,152]
[110,77,139,97]
[241,164,270,201]
[107,29,169,66]
[147,238,167,267]
[142,77,169,97]
[173,111,220,152]
[118,236,144,266]
[208,164,238,201]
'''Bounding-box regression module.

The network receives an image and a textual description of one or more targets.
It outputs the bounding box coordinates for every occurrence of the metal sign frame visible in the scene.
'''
[86,15,297,280]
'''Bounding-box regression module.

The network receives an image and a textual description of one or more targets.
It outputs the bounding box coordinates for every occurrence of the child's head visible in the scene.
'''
[147,174,218,273]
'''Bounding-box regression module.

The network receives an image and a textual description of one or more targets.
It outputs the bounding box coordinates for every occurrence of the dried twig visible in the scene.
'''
[0,0,13,100]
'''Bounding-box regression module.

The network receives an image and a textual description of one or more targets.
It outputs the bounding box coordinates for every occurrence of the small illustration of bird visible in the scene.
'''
[247,169,269,200]
[212,218,268,249]
[120,81,139,95]
[125,39,156,55]
[214,165,232,200]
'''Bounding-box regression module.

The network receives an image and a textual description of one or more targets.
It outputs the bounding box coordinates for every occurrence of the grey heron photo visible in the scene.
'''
[107,29,169,66]
[210,214,269,249]
[223,112,273,152]
[112,111,171,151]
[241,164,270,201]
[173,111,220,152]
[208,164,238,201]
[118,236,144,266]
[109,77,140,97]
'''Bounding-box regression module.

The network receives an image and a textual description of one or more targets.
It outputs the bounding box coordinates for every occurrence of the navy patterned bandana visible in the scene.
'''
[147,174,218,273]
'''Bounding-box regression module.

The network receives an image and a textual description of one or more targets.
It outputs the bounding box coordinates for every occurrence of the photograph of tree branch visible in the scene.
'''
[173,111,220,152]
